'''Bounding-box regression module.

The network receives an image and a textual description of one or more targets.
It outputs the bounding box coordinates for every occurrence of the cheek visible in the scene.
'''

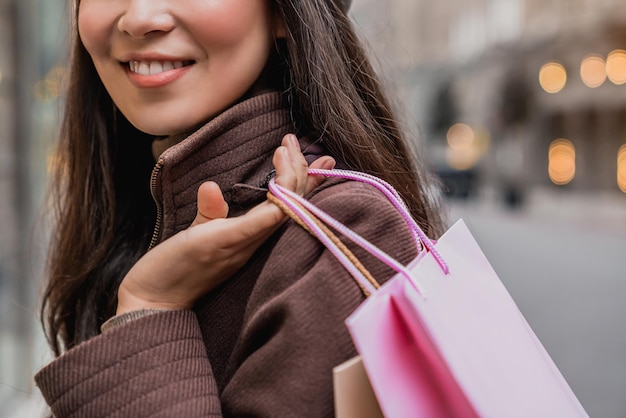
[191,4,273,49]
[77,2,112,56]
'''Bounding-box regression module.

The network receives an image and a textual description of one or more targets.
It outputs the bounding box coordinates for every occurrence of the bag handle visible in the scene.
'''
[268,179,424,295]
[308,169,437,256]
[268,179,424,296]
[267,192,380,297]
[268,169,449,296]
[277,169,449,273]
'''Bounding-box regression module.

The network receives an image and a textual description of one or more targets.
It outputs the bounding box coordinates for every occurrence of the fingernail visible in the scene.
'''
[287,134,299,148]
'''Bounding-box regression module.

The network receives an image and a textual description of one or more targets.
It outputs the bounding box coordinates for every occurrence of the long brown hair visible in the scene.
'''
[42,0,445,355]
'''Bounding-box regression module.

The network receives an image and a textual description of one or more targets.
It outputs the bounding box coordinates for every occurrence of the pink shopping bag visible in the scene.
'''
[347,219,588,418]
[268,169,588,418]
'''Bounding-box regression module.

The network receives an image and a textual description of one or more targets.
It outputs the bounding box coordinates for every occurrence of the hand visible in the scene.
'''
[116,134,335,314]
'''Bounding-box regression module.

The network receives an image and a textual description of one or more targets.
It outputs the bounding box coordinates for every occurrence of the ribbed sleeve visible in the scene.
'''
[35,310,221,418]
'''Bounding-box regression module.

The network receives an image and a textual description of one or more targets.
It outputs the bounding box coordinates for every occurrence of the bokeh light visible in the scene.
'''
[447,123,474,149]
[446,123,484,170]
[606,49,626,85]
[618,144,626,193]
[549,139,576,185]
[539,62,567,93]
[580,55,606,88]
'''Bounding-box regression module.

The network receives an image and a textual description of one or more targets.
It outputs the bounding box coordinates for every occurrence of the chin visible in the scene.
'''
[129,118,200,137]
[125,105,226,137]
[120,100,234,136]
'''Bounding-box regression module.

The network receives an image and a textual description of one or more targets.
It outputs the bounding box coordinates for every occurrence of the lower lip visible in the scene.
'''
[126,64,192,88]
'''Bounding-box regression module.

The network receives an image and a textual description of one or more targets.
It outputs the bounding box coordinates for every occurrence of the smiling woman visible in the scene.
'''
[36,0,445,417]
[79,0,279,135]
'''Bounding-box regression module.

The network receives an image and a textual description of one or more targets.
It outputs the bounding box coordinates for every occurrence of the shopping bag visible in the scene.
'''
[268,169,588,418]
[347,218,589,417]
[333,356,384,418]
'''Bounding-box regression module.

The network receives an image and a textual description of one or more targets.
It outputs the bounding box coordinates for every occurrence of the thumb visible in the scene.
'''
[191,181,229,227]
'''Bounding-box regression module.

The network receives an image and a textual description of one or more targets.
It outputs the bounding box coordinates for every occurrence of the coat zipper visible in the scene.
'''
[148,158,164,251]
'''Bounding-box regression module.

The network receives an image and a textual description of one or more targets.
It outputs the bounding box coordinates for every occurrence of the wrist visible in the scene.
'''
[101,308,172,333]
[116,283,190,315]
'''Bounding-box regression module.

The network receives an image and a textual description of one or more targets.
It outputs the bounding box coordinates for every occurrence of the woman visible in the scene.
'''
[37,0,445,416]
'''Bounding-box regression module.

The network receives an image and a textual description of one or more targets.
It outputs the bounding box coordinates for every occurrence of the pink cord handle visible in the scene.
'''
[269,180,380,295]
[307,169,449,274]
[268,169,450,297]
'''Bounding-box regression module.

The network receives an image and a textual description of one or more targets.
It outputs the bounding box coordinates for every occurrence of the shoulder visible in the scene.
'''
[309,177,400,215]
[308,176,389,203]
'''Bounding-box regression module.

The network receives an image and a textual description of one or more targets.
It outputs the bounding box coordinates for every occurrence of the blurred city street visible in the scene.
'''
[448,187,626,418]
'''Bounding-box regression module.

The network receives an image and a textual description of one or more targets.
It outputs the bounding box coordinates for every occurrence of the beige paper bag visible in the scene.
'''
[333,356,384,418]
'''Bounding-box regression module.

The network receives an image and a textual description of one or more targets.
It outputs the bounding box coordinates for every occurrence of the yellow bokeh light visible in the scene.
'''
[549,139,576,185]
[445,123,484,170]
[618,144,626,193]
[447,123,474,150]
[606,49,626,85]
[539,62,567,93]
[580,55,606,88]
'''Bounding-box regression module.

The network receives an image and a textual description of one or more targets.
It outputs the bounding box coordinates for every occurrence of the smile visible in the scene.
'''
[127,60,194,76]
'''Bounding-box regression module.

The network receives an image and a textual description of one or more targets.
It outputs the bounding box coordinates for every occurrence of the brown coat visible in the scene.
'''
[35,93,417,417]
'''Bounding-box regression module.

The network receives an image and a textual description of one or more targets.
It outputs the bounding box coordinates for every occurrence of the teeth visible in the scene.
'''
[138,61,150,75]
[149,61,162,75]
[129,60,188,75]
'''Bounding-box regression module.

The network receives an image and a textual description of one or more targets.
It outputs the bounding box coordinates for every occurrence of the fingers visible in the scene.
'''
[306,155,336,194]
[190,133,337,248]
[272,134,307,195]
[284,134,310,196]
[191,181,229,227]
[272,134,336,196]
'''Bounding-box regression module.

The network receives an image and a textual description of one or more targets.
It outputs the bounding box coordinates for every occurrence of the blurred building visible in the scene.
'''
[353,0,626,203]
[0,0,67,415]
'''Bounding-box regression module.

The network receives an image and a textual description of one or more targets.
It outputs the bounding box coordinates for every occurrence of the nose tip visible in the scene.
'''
[117,5,175,38]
